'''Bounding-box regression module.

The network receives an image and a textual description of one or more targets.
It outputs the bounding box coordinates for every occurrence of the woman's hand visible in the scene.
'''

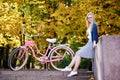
[93,41,97,48]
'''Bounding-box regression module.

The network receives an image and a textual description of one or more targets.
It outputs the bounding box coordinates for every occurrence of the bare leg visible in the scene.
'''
[72,55,81,72]
[67,55,77,68]
[62,55,81,72]
[67,55,81,77]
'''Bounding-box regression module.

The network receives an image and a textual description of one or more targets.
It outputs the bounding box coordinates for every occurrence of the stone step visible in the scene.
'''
[0,69,94,80]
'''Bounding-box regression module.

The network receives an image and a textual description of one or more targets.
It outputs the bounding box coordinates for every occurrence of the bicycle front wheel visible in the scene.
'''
[49,45,74,71]
[8,47,28,71]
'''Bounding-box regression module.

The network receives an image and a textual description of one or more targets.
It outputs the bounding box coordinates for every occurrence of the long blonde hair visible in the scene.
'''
[86,12,95,32]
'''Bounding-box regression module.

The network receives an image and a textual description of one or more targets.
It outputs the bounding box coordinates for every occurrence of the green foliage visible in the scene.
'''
[80,58,91,69]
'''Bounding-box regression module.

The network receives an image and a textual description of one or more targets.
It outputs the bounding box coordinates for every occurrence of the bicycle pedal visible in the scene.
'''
[39,57,48,61]
[44,57,48,60]
[39,58,44,62]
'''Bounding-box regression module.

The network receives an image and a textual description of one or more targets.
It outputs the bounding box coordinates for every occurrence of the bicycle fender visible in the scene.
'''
[48,45,74,58]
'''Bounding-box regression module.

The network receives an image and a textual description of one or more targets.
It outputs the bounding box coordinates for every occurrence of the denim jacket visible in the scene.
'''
[91,22,98,44]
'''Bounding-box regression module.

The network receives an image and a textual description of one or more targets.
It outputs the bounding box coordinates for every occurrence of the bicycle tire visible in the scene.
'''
[8,47,28,71]
[49,45,74,71]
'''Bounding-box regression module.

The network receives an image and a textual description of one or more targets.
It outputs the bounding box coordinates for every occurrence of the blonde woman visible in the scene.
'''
[61,12,98,77]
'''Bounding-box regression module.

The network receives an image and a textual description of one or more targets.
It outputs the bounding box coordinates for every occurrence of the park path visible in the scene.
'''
[0,69,94,80]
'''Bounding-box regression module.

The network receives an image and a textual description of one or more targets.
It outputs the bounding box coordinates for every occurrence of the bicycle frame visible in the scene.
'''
[21,40,64,63]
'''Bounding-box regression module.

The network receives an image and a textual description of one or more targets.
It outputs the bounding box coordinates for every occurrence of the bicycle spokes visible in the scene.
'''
[17,49,25,60]
[13,50,25,67]
[8,47,28,71]
[50,47,74,71]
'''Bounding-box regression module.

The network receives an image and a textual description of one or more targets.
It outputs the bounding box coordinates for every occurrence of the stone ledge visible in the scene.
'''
[0,69,93,80]
[94,35,120,80]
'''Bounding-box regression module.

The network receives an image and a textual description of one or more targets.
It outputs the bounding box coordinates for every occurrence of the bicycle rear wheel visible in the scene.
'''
[49,45,74,71]
[8,47,28,71]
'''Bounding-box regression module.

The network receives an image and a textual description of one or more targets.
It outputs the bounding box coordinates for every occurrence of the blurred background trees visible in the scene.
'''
[0,0,120,69]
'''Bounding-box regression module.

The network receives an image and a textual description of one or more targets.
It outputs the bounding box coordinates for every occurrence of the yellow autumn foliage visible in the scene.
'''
[0,0,120,49]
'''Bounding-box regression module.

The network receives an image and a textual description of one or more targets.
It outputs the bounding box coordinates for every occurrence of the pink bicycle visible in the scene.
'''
[8,33,74,71]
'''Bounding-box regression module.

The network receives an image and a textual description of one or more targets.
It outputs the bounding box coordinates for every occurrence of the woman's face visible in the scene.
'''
[87,15,93,23]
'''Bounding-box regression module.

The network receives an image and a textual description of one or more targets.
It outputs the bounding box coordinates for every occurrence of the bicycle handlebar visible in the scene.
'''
[22,23,44,39]
[23,33,44,38]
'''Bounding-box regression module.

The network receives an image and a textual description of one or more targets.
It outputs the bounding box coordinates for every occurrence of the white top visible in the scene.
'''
[87,28,91,39]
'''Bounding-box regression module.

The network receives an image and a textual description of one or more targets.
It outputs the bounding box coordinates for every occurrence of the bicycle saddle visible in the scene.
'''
[46,38,57,43]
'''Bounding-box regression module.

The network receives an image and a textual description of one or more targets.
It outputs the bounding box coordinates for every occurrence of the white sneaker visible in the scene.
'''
[61,66,72,71]
[67,71,78,77]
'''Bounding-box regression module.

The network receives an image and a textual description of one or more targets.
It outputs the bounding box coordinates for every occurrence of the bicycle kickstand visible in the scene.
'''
[45,62,48,71]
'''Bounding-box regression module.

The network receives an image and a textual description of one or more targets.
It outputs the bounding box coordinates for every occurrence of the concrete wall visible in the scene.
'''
[94,35,120,80]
